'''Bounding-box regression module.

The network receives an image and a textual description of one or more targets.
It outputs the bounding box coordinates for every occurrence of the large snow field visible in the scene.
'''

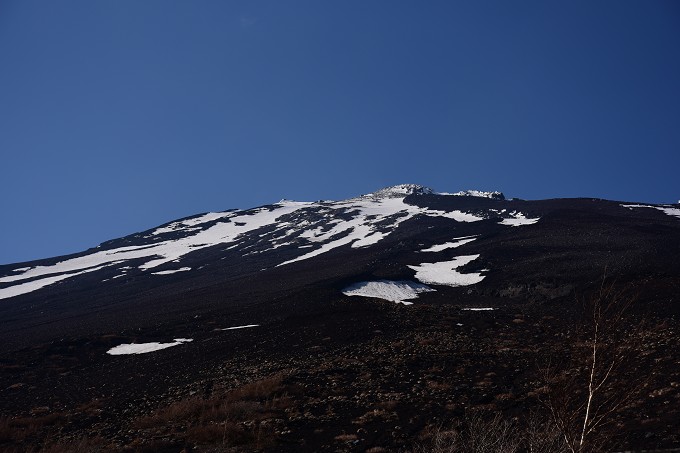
[276,196,485,267]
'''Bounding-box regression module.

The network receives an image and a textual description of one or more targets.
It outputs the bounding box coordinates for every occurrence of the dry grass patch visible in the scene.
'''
[132,373,290,449]
[0,412,69,444]
[186,422,252,445]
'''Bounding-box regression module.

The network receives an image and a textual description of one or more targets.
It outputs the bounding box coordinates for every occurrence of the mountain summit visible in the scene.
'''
[450,189,505,200]
[361,184,505,200]
[362,184,435,198]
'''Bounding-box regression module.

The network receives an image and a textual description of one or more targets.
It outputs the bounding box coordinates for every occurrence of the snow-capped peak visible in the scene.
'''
[362,184,434,199]
[0,183,545,301]
[446,190,505,200]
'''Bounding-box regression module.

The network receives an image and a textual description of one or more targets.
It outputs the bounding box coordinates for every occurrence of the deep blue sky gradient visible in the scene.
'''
[1,1,679,264]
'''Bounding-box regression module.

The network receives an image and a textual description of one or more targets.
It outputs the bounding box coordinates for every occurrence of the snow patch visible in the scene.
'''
[106,338,193,355]
[660,207,680,219]
[500,212,540,226]
[431,209,487,223]
[342,280,435,305]
[408,255,485,287]
[462,307,495,311]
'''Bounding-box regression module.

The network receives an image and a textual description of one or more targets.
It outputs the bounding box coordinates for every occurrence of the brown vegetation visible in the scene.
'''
[130,373,290,450]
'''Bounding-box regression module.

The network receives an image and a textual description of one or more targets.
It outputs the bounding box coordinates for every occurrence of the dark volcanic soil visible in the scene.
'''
[1,292,679,452]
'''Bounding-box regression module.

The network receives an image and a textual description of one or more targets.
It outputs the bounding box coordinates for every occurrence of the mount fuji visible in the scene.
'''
[1,185,679,452]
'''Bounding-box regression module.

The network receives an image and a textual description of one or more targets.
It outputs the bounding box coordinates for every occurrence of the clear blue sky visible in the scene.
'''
[1,1,679,265]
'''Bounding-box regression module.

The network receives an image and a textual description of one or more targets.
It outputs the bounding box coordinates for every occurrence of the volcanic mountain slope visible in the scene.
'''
[0,185,679,452]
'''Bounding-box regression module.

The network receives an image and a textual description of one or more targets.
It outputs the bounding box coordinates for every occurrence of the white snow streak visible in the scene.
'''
[622,204,680,219]
[151,267,192,275]
[420,236,477,252]
[220,324,260,330]
[0,264,118,300]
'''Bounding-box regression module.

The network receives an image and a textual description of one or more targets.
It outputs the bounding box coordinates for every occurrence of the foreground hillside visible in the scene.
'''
[0,185,679,452]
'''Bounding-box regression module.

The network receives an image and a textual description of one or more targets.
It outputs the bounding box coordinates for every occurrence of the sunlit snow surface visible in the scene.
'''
[500,212,540,227]
[408,255,485,287]
[0,186,529,300]
[661,207,680,219]
[276,196,484,266]
[420,236,477,252]
[0,263,119,300]
[106,338,192,355]
[622,204,680,219]
[342,280,435,305]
